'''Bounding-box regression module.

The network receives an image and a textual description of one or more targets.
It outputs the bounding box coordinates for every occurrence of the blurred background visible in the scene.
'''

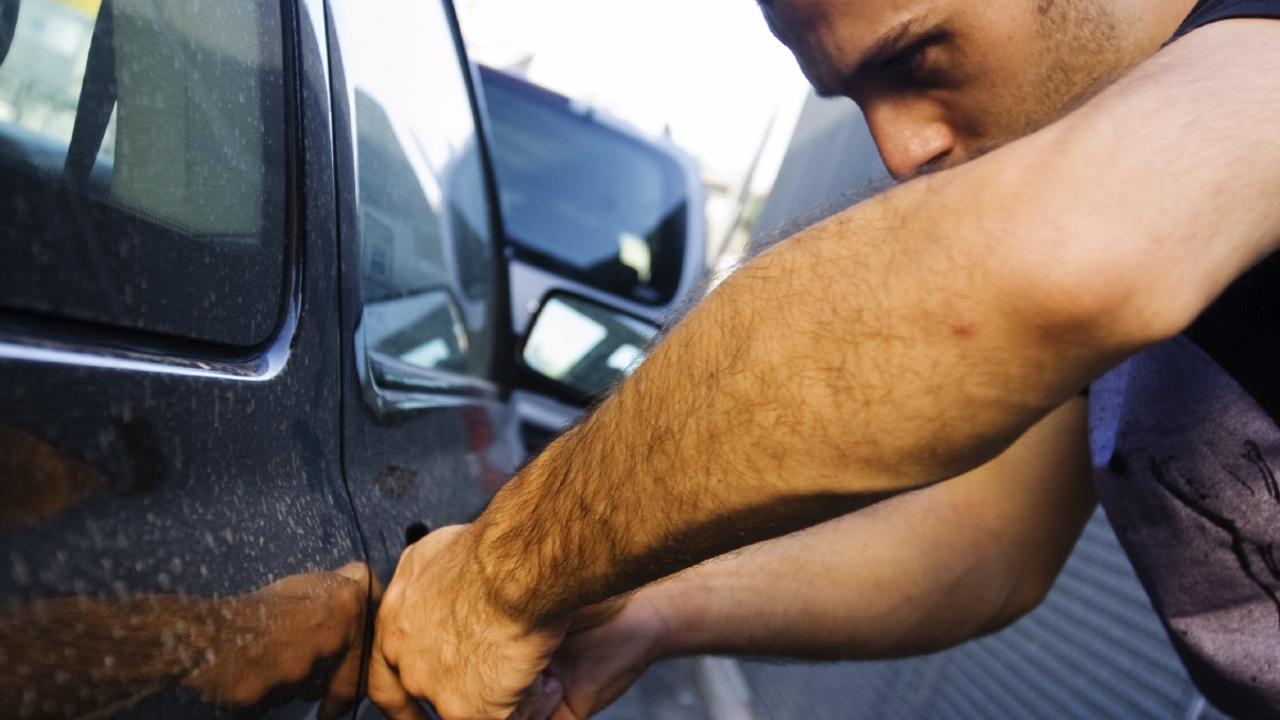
[457,0,815,273]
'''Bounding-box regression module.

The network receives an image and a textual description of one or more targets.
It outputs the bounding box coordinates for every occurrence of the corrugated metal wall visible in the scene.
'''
[741,511,1218,719]
[736,94,1228,720]
[749,94,888,250]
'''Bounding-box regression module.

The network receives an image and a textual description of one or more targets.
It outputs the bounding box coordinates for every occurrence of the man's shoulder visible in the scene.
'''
[1171,0,1280,41]
[1151,2,1280,423]
[1185,252,1280,426]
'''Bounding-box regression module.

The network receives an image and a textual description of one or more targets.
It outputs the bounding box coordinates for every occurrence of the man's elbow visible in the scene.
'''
[978,570,1056,636]
[988,124,1221,362]
[992,196,1194,373]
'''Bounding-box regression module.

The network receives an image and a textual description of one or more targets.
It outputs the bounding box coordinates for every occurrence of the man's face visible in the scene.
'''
[763,0,1145,180]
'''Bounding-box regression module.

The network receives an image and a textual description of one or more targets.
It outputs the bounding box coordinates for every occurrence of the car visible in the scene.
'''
[0,0,696,717]
[476,64,707,451]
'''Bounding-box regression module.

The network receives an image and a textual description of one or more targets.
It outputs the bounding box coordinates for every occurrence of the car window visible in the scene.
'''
[0,0,287,347]
[481,68,688,306]
[338,0,497,387]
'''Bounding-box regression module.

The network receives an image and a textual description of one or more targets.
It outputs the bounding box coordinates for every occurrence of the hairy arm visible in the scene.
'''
[541,402,1094,718]
[647,398,1095,660]
[474,20,1280,625]
[370,22,1280,719]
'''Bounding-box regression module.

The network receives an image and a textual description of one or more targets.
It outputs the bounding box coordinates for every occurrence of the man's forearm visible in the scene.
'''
[644,401,1097,660]
[473,162,1105,626]
[474,137,1118,626]
[648,518,1027,661]
[472,21,1280,628]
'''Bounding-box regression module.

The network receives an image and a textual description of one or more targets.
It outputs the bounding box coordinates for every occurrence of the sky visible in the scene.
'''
[456,0,812,191]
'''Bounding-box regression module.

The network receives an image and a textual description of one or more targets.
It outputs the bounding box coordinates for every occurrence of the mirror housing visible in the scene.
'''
[519,292,659,406]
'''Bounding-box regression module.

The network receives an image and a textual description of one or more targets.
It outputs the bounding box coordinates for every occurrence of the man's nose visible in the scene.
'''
[863,98,956,181]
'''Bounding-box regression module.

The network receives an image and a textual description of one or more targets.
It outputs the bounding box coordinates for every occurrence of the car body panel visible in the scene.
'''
[0,1,371,716]
[0,2,697,717]
[326,0,523,592]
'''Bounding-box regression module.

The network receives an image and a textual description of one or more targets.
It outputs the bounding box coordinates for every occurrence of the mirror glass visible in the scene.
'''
[523,295,659,399]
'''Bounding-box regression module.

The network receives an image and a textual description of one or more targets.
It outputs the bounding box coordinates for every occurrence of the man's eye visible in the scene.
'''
[884,47,930,81]
[879,34,952,88]
[888,48,924,71]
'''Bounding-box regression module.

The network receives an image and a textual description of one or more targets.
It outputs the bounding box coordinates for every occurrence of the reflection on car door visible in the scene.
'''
[0,0,372,717]
[327,0,523,595]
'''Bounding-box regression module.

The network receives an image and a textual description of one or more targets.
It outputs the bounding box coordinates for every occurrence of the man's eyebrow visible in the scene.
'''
[817,16,931,98]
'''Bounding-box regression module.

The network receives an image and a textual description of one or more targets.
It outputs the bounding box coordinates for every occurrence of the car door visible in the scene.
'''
[0,0,373,717]
[326,0,523,596]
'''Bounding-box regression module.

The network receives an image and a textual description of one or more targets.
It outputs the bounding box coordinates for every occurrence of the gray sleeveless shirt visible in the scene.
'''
[1088,6,1280,716]
[1092,339,1280,717]
[1089,4,1280,716]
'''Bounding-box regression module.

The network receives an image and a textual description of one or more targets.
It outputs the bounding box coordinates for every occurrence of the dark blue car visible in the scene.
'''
[0,0,702,717]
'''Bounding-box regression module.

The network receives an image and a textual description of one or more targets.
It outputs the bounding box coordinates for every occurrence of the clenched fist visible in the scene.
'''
[368,525,570,720]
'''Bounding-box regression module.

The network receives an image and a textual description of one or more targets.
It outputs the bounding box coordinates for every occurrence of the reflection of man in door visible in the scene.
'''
[0,427,379,719]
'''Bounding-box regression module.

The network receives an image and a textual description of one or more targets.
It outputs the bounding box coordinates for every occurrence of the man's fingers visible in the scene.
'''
[316,691,354,720]
[367,646,428,720]
[317,646,361,720]
[566,598,627,634]
[550,702,582,720]
[508,675,545,720]
[523,675,565,720]
[334,561,386,602]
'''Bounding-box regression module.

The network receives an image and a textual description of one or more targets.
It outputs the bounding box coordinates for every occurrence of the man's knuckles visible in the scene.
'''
[430,694,509,720]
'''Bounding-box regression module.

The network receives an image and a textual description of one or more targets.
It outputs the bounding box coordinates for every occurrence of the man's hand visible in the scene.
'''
[538,595,673,720]
[368,525,570,720]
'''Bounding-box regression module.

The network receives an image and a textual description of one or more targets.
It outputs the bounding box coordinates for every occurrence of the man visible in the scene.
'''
[368,1,1280,718]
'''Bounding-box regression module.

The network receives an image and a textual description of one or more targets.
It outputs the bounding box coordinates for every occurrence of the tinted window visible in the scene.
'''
[481,68,688,306]
[338,0,497,386]
[0,0,287,347]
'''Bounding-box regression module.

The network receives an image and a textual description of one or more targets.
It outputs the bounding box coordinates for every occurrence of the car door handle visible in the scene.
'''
[404,521,431,547]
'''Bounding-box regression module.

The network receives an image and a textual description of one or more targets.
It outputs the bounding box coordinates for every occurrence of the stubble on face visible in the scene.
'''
[994,0,1130,145]
[761,0,1158,171]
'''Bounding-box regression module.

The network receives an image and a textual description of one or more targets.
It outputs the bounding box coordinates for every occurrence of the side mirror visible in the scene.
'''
[520,293,659,405]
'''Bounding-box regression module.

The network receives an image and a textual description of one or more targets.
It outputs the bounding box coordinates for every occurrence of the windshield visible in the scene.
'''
[481,68,688,305]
